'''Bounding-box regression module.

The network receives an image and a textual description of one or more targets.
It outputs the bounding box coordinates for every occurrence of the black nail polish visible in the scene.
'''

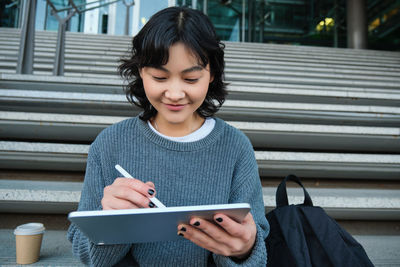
[180,227,186,232]
[148,189,154,196]
[216,217,223,223]
[149,202,155,208]
[193,221,200,227]
[178,233,184,237]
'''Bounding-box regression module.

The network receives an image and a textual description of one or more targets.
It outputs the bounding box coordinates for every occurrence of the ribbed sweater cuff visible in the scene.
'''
[89,243,131,267]
[68,223,131,266]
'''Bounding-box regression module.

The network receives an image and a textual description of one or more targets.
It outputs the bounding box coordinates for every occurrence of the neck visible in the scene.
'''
[151,114,205,137]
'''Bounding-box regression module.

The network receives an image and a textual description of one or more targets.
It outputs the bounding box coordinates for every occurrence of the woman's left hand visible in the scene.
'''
[177,212,257,259]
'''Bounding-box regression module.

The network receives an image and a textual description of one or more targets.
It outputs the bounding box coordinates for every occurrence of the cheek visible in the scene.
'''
[142,79,161,100]
[192,81,210,101]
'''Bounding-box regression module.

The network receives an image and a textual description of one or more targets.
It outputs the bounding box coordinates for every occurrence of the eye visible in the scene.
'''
[153,76,166,81]
[185,78,199,83]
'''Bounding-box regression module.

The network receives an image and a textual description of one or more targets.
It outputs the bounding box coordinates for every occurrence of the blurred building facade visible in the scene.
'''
[1,0,399,50]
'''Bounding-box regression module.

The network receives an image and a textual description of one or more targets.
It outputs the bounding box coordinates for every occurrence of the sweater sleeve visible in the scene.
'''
[213,138,269,267]
[67,143,131,267]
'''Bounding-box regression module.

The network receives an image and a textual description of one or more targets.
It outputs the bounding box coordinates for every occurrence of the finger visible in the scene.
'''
[145,181,156,196]
[213,213,248,238]
[177,223,226,256]
[115,177,156,198]
[145,181,155,189]
[189,217,250,256]
[102,197,140,210]
[188,217,231,244]
[104,183,155,208]
[115,187,155,208]
[242,212,255,225]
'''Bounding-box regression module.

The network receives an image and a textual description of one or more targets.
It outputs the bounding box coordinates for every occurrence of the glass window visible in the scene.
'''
[0,0,20,28]
[176,0,399,51]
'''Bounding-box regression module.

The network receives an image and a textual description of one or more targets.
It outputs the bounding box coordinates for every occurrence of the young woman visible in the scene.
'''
[68,6,269,266]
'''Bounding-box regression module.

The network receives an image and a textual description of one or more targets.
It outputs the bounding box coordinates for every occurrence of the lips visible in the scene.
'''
[164,103,186,111]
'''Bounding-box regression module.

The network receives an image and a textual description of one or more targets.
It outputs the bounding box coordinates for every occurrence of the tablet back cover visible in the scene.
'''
[68,203,250,244]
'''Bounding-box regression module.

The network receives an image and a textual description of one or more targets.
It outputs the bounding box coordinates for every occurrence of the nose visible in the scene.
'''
[164,80,185,101]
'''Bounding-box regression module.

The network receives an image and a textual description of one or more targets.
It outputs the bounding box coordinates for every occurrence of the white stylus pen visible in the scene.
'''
[115,164,166,208]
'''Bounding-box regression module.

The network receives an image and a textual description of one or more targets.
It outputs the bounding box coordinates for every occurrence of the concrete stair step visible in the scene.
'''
[225,62,400,78]
[224,48,400,65]
[1,29,399,65]
[3,169,399,189]
[224,41,400,58]
[0,73,122,93]
[1,179,399,220]
[1,54,394,78]
[1,89,399,126]
[224,72,400,89]
[2,52,398,83]
[1,111,399,152]
[0,35,400,60]
[2,74,400,106]
[228,81,400,104]
[353,235,400,267]
[222,100,400,126]
[225,58,400,75]
[0,141,399,179]
[0,228,398,267]
[0,180,81,214]
[1,49,398,72]
[37,71,120,79]
[225,67,400,83]
[24,61,400,83]
[0,229,85,266]
[2,28,398,58]
[263,187,400,220]
[0,34,131,48]
[255,151,400,179]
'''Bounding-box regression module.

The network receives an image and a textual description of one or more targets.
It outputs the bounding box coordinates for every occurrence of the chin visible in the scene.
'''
[166,117,190,125]
[162,109,193,119]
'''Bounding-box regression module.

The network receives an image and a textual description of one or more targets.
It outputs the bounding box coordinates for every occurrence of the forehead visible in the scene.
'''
[166,43,202,65]
[142,41,207,69]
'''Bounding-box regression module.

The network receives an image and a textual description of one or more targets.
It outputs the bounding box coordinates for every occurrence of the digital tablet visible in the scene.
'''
[68,203,250,244]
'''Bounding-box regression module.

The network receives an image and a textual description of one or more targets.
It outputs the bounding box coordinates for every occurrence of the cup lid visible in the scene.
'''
[14,223,45,235]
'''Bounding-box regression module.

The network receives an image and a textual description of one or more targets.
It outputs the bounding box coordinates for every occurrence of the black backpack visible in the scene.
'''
[265,174,374,267]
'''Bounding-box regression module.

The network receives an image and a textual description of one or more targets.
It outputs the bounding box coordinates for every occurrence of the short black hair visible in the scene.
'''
[118,6,227,121]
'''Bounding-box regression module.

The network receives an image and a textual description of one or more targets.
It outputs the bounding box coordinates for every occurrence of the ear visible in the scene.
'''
[209,74,214,84]
[139,68,144,79]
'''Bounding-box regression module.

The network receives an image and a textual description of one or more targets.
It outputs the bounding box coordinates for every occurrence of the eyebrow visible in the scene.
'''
[153,65,204,74]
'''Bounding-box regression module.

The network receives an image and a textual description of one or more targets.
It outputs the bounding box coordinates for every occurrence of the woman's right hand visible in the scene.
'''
[101,178,156,210]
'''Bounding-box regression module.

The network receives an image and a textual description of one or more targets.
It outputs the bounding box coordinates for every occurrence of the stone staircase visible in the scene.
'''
[0,27,400,266]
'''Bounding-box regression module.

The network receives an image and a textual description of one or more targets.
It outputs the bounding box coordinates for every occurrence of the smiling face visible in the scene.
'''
[139,42,214,137]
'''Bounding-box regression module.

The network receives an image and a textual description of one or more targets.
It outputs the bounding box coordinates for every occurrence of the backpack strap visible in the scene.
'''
[276,174,313,207]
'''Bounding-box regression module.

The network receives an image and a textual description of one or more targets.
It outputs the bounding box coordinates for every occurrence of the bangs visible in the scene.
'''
[139,37,171,67]
[138,28,209,68]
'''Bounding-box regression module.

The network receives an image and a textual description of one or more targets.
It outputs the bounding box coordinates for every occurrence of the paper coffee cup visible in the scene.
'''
[14,223,45,265]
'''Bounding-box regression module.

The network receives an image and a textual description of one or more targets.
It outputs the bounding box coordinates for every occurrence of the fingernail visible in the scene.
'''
[216,217,223,223]
[148,202,155,208]
[178,232,184,237]
[180,227,186,232]
[148,189,154,196]
[193,221,200,227]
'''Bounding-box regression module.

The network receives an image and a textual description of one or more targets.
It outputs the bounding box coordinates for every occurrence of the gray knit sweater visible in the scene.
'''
[67,116,269,266]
